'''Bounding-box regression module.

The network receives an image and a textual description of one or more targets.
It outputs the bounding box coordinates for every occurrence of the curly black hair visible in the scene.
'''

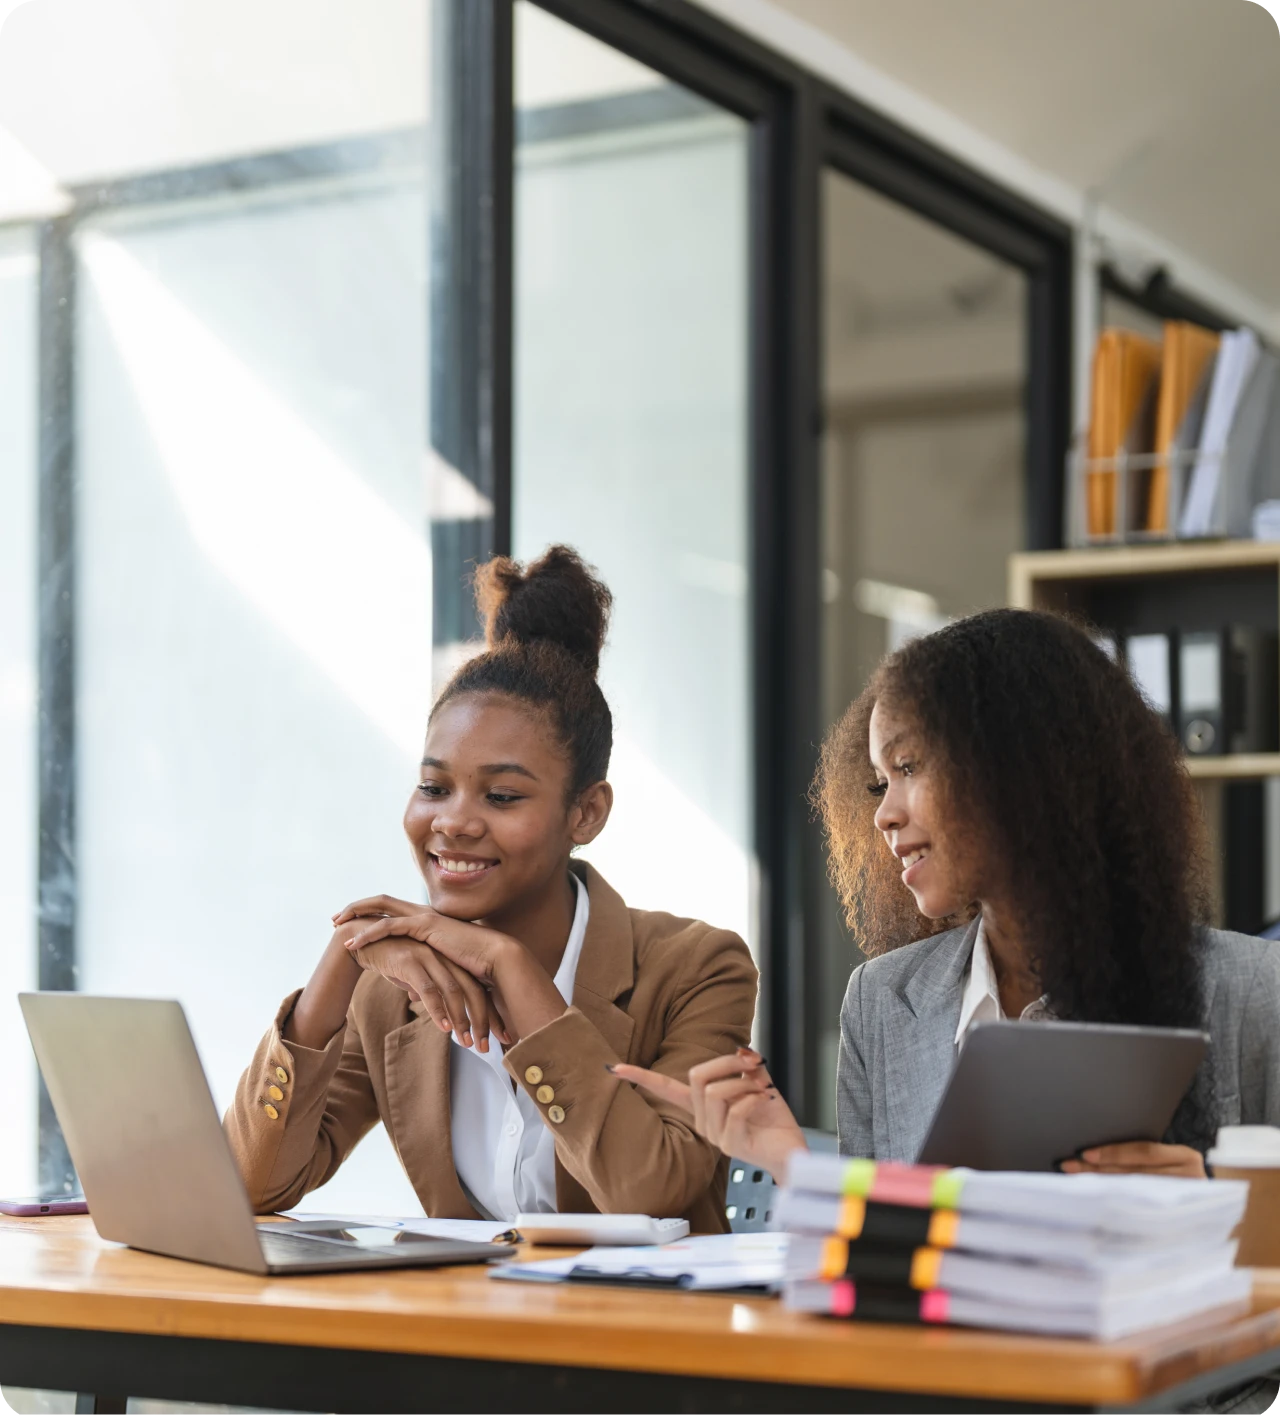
[812,607,1217,1152]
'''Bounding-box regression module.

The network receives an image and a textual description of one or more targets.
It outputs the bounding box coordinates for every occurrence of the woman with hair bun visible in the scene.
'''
[227,546,756,1229]
[615,608,1280,1181]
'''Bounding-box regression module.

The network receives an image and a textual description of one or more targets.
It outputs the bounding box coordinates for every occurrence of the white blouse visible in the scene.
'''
[953,914,1051,1049]
[447,874,589,1221]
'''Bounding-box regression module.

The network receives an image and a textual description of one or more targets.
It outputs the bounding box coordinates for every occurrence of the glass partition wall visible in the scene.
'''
[73,165,431,1214]
[512,3,752,944]
[1,0,1072,1207]
[2,0,433,1212]
[812,172,1030,1128]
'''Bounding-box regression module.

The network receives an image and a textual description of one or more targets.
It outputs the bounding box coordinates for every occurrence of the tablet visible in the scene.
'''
[915,1020,1209,1171]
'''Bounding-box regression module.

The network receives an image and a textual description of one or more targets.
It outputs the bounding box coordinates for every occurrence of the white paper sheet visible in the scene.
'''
[491,1230,790,1290]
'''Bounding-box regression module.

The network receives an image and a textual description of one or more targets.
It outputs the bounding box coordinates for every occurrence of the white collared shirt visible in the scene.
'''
[954,915,1052,1050]
[447,874,589,1221]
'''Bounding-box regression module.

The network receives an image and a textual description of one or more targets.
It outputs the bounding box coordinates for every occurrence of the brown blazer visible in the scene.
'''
[225,862,757,1233]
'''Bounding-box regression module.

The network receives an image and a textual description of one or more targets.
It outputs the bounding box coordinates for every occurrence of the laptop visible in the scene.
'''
[19,992,516,1275]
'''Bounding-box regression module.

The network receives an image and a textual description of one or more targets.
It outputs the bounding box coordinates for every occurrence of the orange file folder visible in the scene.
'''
[1149,321,1219,534]
[1087,328,1161,537]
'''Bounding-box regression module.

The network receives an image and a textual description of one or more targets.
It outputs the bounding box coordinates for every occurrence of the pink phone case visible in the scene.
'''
[0,1196,88,1216]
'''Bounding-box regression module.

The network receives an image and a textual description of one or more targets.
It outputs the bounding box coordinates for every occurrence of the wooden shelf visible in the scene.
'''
[1009,541,1280,608]
[1008,541,1280,785]
[1185,754,1280,780]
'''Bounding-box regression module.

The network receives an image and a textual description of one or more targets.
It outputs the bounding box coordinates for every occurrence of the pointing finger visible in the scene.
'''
[608,1063,693,1111]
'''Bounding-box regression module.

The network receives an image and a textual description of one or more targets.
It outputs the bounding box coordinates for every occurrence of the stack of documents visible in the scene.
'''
[778,1155,1251,1339]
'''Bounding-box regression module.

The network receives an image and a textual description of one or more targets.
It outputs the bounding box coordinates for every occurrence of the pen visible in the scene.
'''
[491,1228,523,1244]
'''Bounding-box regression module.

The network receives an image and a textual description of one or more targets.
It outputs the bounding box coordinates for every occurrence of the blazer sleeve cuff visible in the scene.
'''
[501,1006,615,1129]
[256,989,348,1116]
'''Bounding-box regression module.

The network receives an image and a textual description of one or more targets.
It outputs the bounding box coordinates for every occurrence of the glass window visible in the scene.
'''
[513,3,753,949]
[813,171,1028,1126]
[1,1,434,1214]
[0,225,38,1198]
[74,170,430,1214]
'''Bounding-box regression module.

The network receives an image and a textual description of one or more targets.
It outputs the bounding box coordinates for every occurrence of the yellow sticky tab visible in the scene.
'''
[909,1247,942,1291]
[837,1195,866,1239]
[928,1210,959,1249]
[931,1170,964,1210]
[820,1235,847,1279]
[841,1159,877,1197]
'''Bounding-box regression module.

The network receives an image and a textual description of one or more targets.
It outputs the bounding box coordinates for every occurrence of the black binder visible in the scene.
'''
[1177,626,1278,755]
[1178,631,1223,754]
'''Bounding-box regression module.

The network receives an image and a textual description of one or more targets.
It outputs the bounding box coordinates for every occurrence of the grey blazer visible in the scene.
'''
[837,917,1280,1161]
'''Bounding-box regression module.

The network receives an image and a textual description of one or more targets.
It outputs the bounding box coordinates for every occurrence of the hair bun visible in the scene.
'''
[474,545,611,676]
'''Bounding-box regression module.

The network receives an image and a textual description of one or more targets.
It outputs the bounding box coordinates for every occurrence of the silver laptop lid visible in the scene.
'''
[19,993,266,1273]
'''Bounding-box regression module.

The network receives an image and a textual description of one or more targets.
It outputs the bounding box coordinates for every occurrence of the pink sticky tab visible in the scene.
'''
[867,1162,944,1209]
[919,1289,950,1324]
[833,1279,856,1317]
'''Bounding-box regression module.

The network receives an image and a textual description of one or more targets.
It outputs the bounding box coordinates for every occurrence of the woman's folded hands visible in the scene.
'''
[333,895,568,1052]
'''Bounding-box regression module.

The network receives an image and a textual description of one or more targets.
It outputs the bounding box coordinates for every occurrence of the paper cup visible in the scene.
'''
[1208,1126,1280,1268]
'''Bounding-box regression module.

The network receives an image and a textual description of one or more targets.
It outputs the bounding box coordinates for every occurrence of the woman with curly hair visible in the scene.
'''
[614,607,1280,1180]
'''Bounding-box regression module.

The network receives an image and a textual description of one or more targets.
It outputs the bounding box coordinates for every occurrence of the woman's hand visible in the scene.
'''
[337,896,513,985]
[610,1048,809,1183]
[1060,1142,1206,1178]
[332,893,425,926]
[351,935,509,1052]
[338,897,567,1044]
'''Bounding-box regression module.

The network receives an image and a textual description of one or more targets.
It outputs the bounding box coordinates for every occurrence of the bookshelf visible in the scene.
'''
[1009,540,1280,928]
[1008,541,1280,781]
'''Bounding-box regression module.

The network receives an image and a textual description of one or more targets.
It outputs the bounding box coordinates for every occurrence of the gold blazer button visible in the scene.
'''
[535,1085,555,1104]
[274,1067,289,1084]
[263,1103,279,1120]
[267,1085,284,1101]
[524,1066,544,1085]
[547,1105,566,1125]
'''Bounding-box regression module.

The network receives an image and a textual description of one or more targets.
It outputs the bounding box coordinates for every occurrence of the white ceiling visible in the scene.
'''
[773,0,1280,311]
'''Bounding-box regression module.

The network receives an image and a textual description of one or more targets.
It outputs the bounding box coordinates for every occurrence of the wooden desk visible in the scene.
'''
[2,1217,1279,1413]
